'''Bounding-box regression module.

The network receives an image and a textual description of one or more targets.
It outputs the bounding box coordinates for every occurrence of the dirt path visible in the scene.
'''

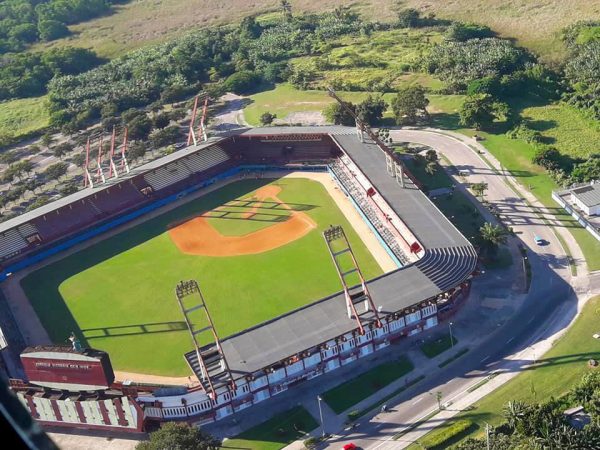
[113,370,199,387]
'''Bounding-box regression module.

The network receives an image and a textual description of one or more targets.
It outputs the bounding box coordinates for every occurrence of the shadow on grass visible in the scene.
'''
[19,178,285,347]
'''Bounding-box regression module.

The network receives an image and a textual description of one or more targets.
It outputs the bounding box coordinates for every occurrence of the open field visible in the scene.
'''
[290,28,444,92]
[0,97,49,140]
[28,1,600,60]
[21,177,382,376]
[223,406,317,450]
[411,295,600,446]
[322,356,414,414]
[520,103,600,159]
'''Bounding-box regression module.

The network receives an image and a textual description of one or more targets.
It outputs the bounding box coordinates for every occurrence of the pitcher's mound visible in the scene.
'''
[168,184,317,257]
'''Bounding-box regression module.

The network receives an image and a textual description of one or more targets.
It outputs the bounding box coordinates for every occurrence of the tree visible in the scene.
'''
[280,0,293,22]
[41,132,54,148]
[43,162,69,182]
[53,142,73,159]
[38,20,69,41]
[471,181,488,200]
[459,94,508,130]
[223,71,260,95]
[425,149,438,162]
[260,112,277,126]
[127,115,153,141]
[128,142,147,162]
[70,153,86,168]
[356,95,387,125]
[0,152,19,165]
[446,22,494,42]
[149,126,181,148]
[479,222,508,258]
[425,161,438,176]
[323,102,356,126]
[136,422,219,450]
[391,86,429,125]
[153,113,170,129]
[396,8,421,28]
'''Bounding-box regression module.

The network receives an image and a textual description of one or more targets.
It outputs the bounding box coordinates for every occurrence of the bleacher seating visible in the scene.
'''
[144,163,192,192]
[181,145,229,174]
[330,159,410,265]
[17,223,38,238]
[88,183,145,215]
[0,229,28,260]
[32,201,99,241]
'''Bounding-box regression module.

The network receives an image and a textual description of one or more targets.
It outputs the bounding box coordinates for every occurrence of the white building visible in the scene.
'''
[570,183,600,216]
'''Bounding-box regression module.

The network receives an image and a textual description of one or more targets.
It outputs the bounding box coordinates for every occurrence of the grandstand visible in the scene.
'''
[4,126,478,431]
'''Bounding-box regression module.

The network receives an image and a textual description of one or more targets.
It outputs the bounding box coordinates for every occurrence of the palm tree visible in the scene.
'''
[503,400,527,431]
[479,222,508,259]
[471,181,488,200]
[280,0,292,21]
[425,161,437,176]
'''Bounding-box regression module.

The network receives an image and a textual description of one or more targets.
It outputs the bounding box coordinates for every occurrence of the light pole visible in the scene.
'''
[317,395,325,437]
[449,321,454,348]
[485,422,491,450]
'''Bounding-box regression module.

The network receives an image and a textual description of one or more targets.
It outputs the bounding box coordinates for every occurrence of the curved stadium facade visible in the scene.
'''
[1,126,477,431]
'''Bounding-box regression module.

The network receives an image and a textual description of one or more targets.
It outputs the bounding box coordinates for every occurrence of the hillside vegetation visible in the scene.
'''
[29,0,600,61]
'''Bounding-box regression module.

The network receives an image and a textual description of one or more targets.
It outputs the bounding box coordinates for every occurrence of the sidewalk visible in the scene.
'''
[430,128,587,278]
[280,273,525,449]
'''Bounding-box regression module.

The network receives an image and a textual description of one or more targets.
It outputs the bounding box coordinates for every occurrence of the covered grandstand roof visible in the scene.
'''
[219,127,477,375]
[0,137,225,235]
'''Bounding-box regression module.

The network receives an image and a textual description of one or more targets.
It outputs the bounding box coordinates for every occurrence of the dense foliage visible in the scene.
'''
[563,38,600,119]
[136,422,219,450]
[0,47,101,100]
[0,0,117,52]
[456,372,600,449]
[424,38,531,92]
[46,9,364,129]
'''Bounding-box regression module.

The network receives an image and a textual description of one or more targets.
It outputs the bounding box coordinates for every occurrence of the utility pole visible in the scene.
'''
[317,395,325,437]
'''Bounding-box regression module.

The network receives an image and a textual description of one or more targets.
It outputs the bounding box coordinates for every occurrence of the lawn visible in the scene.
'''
[420,334,458,359]
[413,294,600,445]
[222,406,318,450]
[21,177,382,376]
[520,103,600,159]
[0,96,49,140]
[243,83,466,127]
[321,356,414,414]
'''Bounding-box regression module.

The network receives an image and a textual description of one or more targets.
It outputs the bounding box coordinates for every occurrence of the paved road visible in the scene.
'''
[320,129,590,449]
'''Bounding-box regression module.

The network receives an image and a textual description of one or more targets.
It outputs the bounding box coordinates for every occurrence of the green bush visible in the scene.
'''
[303,437,319,449]
[223,71,261,95]
[419,419,475,449]
[347,410,360,421]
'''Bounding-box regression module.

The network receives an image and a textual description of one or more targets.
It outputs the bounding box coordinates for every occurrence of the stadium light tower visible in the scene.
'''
[323,225,382,333]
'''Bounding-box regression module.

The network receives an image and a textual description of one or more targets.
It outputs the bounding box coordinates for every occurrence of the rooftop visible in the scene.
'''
[218,128,477,375]
[571,183,600,208]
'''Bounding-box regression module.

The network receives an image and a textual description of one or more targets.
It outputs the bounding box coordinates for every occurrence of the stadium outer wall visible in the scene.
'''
[4,128,477,432]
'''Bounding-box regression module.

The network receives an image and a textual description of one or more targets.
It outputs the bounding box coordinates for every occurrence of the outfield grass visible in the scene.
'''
[415,294,600,445]
[0,96,49,140]
[322,356,414,414]
[222,406,317,450]
[21,178,382,376]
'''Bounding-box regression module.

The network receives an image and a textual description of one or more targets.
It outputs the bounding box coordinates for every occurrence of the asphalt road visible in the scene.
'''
[322,129,586,449]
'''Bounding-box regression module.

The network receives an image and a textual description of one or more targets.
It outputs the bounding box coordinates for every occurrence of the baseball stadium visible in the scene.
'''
[1,124,477,431]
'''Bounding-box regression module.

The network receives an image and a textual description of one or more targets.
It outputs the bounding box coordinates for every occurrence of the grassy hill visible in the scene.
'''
[30,0,600,60]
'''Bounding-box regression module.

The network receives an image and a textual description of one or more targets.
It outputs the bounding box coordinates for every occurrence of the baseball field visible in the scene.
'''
[21,176,382,376]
